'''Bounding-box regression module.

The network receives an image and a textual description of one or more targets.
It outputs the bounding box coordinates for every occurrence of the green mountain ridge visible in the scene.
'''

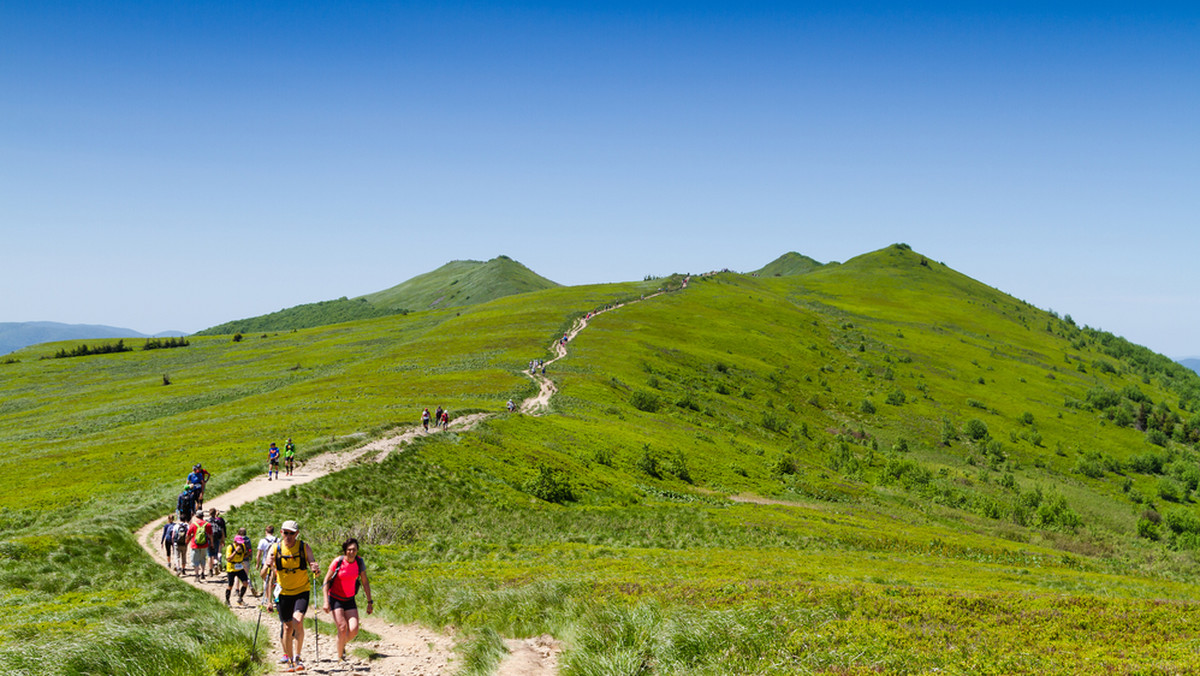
[5,243,1200,674]
[196,255,559,335]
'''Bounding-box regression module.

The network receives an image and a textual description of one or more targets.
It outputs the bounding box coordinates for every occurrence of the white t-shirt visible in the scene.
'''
[256,535,279,565]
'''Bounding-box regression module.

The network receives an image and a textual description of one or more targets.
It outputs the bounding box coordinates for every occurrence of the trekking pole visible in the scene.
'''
[251,601,263,656]
[310,573,320,664]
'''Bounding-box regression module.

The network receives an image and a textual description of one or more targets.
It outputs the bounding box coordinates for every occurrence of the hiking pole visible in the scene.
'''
[311,572,320,664]
[251,601,263,657]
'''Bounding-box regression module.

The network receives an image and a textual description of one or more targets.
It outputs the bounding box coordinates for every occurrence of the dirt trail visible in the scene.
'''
[134,290,680,673]
[520,294,661,416]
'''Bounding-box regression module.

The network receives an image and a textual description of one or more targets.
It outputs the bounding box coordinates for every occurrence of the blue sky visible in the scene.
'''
[2,2,1197,356]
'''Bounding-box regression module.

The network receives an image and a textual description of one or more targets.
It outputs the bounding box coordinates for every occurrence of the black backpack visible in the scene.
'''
[172,523,188,545]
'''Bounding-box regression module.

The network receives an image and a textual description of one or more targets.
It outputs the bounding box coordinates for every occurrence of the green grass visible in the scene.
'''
[5,246,1200,673]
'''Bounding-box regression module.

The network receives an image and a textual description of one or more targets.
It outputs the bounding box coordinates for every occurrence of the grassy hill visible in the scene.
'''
[753,250,826,276]
[361,255,559,312]
[196,255,558,335]
[4,246,1200,674]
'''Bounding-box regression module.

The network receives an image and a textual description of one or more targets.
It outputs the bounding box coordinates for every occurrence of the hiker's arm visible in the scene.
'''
[306,542,319,574]
[321,559,337,610]
[360,565,374,614]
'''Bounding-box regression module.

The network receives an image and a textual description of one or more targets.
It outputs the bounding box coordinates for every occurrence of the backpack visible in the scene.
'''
[210,519,224,543]
[193,524,208,546]
[228,540,247,562]
[273,541,308,573]
[173,523,188,545]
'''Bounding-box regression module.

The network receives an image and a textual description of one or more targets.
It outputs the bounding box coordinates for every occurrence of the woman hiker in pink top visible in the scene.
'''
[321,538,374,662]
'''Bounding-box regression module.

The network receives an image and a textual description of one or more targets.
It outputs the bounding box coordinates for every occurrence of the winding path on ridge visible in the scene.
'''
[135,289,673,674]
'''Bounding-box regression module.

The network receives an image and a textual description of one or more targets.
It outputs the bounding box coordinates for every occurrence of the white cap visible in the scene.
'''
[281,520,299,533]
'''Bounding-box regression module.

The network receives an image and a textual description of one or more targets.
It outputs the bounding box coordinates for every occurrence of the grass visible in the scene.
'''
[5,246,1200,673]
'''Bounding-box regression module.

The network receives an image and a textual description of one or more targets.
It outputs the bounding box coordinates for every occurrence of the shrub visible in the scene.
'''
[859,399,876,415]
[762,411,789,434]
[523,464,575,504]
[630,390,661,413]
[662,451,693,484]
[885,389,906,405]
[1019,411,1035,425]
[964,419,989,441]
[1158,477,1183,503]
[771,454,799,477]
[637,444,660,478]
[1147,428,1169,447]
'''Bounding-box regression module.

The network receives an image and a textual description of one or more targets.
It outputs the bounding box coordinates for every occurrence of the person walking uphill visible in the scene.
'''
[225,528,252,606]
[263,520,320,673]
[321,538,374,663]
[268,443,281,481]
[187,512,213,580]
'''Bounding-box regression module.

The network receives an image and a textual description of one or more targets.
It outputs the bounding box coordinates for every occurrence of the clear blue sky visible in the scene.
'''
[2,2,1197,357]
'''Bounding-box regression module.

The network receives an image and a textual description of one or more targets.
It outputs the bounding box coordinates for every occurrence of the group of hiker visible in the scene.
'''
[162,494,373,670]
[529,358,547,375]
[421,406,450,431]
[267,438,296,480]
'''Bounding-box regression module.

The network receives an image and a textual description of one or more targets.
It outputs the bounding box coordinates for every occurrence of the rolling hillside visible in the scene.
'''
[196,255,558,336]
[4,245,1200,674]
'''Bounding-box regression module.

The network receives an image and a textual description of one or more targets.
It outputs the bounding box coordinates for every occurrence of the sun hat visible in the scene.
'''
[281,520,299,533]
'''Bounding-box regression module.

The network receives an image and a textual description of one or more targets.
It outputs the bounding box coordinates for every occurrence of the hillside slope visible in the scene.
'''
[753,250,825,276]
[196,255,558,335]
[362,255,559,311]
[4,247,1200,673]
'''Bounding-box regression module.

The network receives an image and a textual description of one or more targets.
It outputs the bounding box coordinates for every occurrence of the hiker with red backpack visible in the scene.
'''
[321,538,374,663]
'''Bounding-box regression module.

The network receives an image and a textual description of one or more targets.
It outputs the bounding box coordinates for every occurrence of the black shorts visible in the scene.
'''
[278,591,310,623]
[270,459,280,467]
[329,596,358,612]
[227,569,248,585]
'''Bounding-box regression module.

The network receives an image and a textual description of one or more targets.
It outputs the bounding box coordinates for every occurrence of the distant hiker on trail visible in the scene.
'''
[263,520,320,673]
[321,537,374,664]
[284,438,296,476]
[187,512,213,580]
[268,443,281,481]
[422,408,431,431]
[207,508,226,578]
[435,406,443,424]
[225,528,251,606]
[173,519,189,575]
[256,525,280,612]
[507,399,515,412]
[177,486,196,524]
[440,410,449,429]
[161,514,177,562]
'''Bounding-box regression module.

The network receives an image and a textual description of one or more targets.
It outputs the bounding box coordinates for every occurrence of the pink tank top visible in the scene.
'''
[328,556,361,600]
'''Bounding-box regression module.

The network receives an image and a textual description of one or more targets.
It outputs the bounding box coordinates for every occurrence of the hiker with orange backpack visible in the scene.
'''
[321,538,374,663]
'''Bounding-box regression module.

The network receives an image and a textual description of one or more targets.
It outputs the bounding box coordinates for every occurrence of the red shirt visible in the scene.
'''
[327,556,362,600]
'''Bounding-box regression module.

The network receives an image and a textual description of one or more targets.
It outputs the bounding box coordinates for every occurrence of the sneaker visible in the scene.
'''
[293,660,306,672]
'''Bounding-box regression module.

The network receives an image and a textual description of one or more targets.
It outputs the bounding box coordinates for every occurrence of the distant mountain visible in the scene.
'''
[1180,358,1200,375]
[0,322,184,355]
[197,256,559,335]
[362,256,558,312]
[753,251,826,277]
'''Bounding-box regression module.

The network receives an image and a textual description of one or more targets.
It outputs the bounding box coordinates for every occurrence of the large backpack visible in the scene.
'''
[210,519,224,543]
[172,523,188,546]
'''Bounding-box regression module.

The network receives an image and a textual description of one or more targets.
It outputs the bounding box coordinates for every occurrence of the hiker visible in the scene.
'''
[421,408,431,431]
[161,514,177,562]
[268,443,281,481]
[187,512,213,580]
[435,406,443,425]
[256,525,280,612]
[207,508,226,577]
[284,438,296,476]
[321,538,374,663]
[224,528,252,606]
[263,520,320,673]
[177,485,196,523]
[440,410,449,429]
[507,399,515,412]
[173,519,189,575]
